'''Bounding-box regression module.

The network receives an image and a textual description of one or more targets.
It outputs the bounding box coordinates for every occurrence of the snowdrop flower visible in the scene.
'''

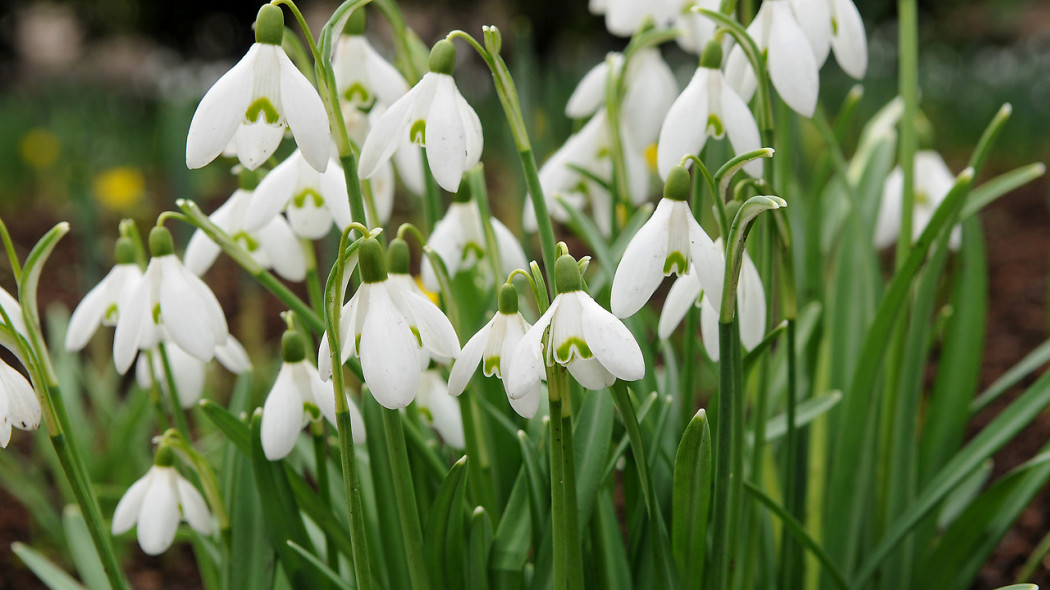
[724,0,819,117]
[241,149,356,240]
[673,0,721,54]
[327,237,459,409]
[874,151,961,250]
[359,40,482,193]
[611,165,726,318]
[506,255,644,399]
[186,5,331,172]
[421,184,528,292]
[135,337,251,408]
[65,237,143,351]
[659,239,766,361]
[657,41,762,179]
[112,446,211,555]
[447,283,539,417]
[184,170,306,281]
[566,49,677,149]
[590,0,678,37]
[332,11,408,115]
[526,109,649,237]
[261,330,363,460]
[787,0,867,79]
[0,362,40,448]
[113,227,230,375]
[415,370,465,448]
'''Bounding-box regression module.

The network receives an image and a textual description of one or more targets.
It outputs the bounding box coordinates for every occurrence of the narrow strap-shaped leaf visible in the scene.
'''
[572,390,613,535]
[961,162,1046,220]
[11,542,88,590]
[672,409,711,590]
[752,391,842,444]
[467,507,494,590]
[199,400,251,455]
[516,431,548,552]
[971,338,1050,413]
[287,541,354,590]
[423,456,469,588]
[489,472,532,576]
[61,506,107,590]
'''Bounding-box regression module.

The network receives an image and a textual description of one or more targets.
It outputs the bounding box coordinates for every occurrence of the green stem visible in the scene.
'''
[712,319,741,590]
[311,422,339,575]
[896,0,919,266]
[382,407,431,590]
[546,366,582,589]
[157,342,191,440]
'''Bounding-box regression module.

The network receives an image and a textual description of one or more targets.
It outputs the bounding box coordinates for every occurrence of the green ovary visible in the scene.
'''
[245,97,280,125]
[555,337,592,363]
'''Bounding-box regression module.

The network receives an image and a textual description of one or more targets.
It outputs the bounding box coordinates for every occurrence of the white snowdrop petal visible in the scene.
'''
[166,343,206,408]
[259,216,307,281]
[423,378,465,448]
[507,383,541,419]
[658,69,710,179]
[359,79,428,180]
[183,228,222,277]
[317,333,333,382]
[789,0,831,66]
[65,277,111,351]
[0,420,10,448]
[136,470,181,555]
[158,260,226,362]
[688,220,726,317]
[360,286,422,409]
[186,46,256,169]
[113,271,153,374]
[567,356,617,390]
[623,49,677,148]
[492,218,529,281]
[874,166,904,249]
[261,365,305,460]
[611,199,674,317]
[0,363,39,431]
[363,41,410,105]
[245,152,301,231]
[305,363,339,427]
[425,76,469,193]
[505,300,557,400]
[699,295,721,361]
[396,289,460,360]
[321,161,354,229]
[737,252,767,351]
[658,271,702,340]
[278,50,331,172]
[0,288,25,336]
[768,4,820,117]
[724,44,758,106]
[455,89,484,172]
[447,322,490,397]
[497,314,530,382]
[234,122,285,170]
[112,472,152,535]
[174,477,212,534]
[831,0,868,79]
[580,295,644,382]
[565,61,609,119]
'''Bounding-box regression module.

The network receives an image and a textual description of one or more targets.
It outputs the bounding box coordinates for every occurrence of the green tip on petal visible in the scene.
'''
[281,330,306,363]
[498,283,518,314]
[699,39,723,69]
[255,4,285,45]
[428,39,457,75]
[554,254,582,294]
[148,226,174,257]
[114,237,137,265]
[664,165,691,201]
[343,8,366,35]
[238,167,261,191]
[153,444,175,467]
[359,237,388,283]
[386,238,410,274]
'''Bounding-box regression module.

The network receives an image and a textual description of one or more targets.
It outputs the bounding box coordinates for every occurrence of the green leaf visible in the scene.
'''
[490,473,531,576]
[468,507,494,590]
[287,541,354,590]
[961,163,1046,219]
[19,222,69,341]
[591,488,632,590]
[424,456,469,589]
[11,542,87,590]
[672,409,711,590]
[249,410,320,589]
[971,338,1050,413]
[61,506,107,590]
[199,400,252,455]
[224,438,274,590]
[751,391,842,444]
[573,389,614,534]
[516,431,548,552]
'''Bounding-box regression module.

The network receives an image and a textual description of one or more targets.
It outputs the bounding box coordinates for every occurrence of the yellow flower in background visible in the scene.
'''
[19,129,61,170]
[93,167,145,212]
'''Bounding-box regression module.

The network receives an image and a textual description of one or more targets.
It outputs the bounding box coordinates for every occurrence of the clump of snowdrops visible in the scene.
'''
[2,0,1047,589]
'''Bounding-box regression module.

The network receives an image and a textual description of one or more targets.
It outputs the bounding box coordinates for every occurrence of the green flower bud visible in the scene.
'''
[114,237,137,265]
[281,330,306,363]
[498,283,518,314]
[359,237,388,283]
[154,444,175,467]
[554,254,582,294]
[149,226,174,257]
[700,39,723,69]
[255,4,285,46]
[428,39,457,76]
[664,165,692,202]
[343,8,366,35]
[386,238,411,274]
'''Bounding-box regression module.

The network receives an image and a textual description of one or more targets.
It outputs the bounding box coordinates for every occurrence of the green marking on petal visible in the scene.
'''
[597,147,609,159]
[233,231,260,252]
[916,190,930,205]
[555,336,592,363]
[483,355,501,377]
[463,241,485,261]
[410,326,422,348]
[104,303,119,323]
[664,251,688,275]
[303,402,321,422]
[706,114,724,137]
[293,189,324,208]
[419,407,434,423]
[410,119,427,145]
[343,83,373,106]
[245,97,280,125]
[832,17,839,36]
[355,333,362,352]
[152,303,162,325]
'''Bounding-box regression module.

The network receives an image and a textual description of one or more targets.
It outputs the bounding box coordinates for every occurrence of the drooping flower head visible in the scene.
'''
[135,336,251,408]
[448,283,538,417]
[186,4,331,172]
[506,254,645,401]
[874,150,961,250]
[657,41,762,179]
[113,227,230,375]
[332,9,409,119]
[0,290,40,448]
[358,39,483,193]
[65,236,143,352]
[611,165,725,318]
[415,370,465,448]
[787,0,868,80]
[112,444,211,555]
[421,179,528,292]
